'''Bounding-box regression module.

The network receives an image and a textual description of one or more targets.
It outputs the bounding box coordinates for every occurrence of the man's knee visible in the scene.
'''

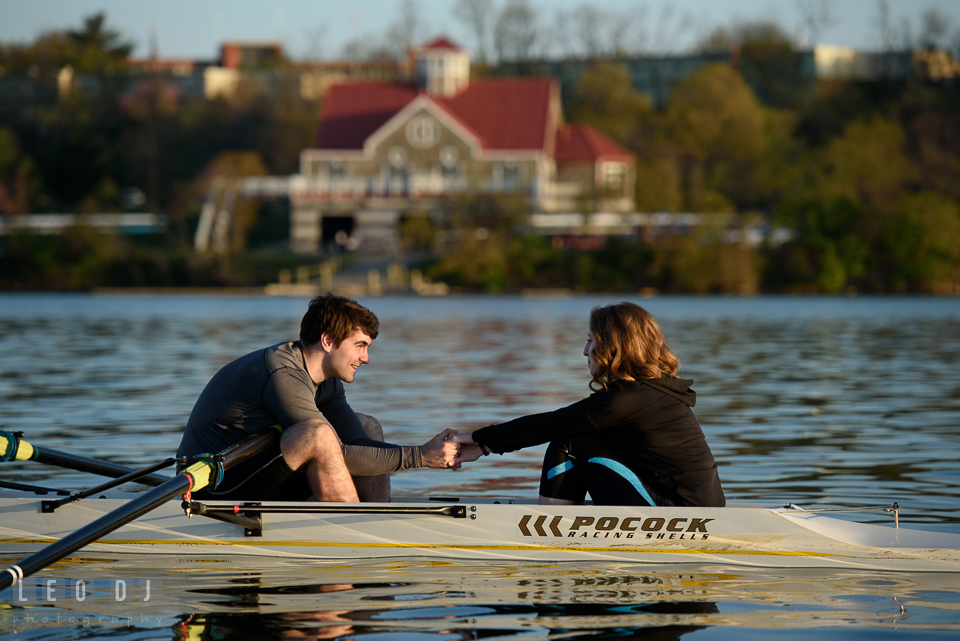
[355,413,383,441]
[281,418,341,468]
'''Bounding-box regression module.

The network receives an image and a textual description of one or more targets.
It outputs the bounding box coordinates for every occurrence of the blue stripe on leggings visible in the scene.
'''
[546,460,575,479]
[587,457,657,506]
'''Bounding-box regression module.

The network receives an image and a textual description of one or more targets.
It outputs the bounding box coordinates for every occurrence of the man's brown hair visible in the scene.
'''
[300,292,380,346]
[588,302,679,390]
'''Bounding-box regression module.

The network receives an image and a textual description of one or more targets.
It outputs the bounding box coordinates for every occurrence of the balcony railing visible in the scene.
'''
[243,175,535,201]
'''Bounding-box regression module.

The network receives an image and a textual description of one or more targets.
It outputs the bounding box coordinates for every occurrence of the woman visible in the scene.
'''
[450,302,725,507]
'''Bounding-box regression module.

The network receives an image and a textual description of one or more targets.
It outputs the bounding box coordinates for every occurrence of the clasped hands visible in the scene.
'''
[420,430,487,470]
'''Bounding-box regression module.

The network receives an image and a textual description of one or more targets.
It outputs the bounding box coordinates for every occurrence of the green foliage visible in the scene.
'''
[567,62,651,144]
[633,157,682,213]
[0,13,132,76]
[0,128,40,213]
[869,192,960,291]
[64,13,134,75]
[765,198,870,293]
[819,116,915,206]
[425,225,762,295]
[425,195,530,291]
[662,65,771,211]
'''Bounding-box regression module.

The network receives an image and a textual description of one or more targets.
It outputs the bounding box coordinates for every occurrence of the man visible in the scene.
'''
[176,293,459,502]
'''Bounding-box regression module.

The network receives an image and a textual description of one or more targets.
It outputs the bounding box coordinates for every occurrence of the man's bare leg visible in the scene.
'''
[280,418,359,502]
[353,413,390,502]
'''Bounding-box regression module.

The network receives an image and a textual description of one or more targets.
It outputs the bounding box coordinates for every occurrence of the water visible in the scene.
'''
[1,293,959,638]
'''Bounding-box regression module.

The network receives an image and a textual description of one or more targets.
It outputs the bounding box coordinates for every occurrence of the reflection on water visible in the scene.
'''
[3,557,959,639]
[1,294,960,638]
[172,602,719,640]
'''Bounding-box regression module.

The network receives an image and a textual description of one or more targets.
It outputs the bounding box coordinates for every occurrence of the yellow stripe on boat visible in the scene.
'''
[0,537,846,558]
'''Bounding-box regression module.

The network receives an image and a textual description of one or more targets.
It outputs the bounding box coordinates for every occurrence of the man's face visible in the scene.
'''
[322,329,372,383]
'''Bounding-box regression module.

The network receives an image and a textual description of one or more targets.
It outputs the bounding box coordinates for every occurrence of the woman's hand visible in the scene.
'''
[446,431,491,466]
[446,432,475,445]
[453,444,486,466]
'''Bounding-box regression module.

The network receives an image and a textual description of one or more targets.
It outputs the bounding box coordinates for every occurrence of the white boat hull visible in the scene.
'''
[2,492,958,572]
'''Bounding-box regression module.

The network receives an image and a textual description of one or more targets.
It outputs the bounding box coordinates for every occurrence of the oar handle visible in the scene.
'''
[0,430,276,590]
[0,430,33,461]
[1,431,171,487]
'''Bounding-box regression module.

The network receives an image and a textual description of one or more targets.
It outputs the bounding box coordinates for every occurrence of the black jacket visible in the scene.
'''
[473,377,725,507]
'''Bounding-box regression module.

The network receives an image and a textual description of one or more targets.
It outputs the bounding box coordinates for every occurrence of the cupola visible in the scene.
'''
[414,37,470,98]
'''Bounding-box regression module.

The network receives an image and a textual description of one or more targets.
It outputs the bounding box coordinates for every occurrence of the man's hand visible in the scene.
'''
[421,428,460,469]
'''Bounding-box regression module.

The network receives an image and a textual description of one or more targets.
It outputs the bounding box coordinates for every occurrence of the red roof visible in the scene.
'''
[422,37,461,51]
[554,124,634,163]
[317,82,419,150]
[316,78,557,152]
[438,78,555,151]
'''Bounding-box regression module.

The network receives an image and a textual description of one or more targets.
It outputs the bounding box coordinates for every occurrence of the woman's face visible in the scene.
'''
[584,328,598,377]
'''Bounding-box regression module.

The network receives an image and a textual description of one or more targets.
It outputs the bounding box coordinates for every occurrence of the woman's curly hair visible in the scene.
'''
[588,302,679,390]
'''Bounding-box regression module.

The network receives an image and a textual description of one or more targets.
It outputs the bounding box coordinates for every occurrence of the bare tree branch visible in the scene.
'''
[551,9,577,59]
[608,9,638,58]
[920,8,950,50]
[453,0,494,63]
[303,23,328,62]
[494,0,539,63]
[795,0,835,47]
[575,4,604,59]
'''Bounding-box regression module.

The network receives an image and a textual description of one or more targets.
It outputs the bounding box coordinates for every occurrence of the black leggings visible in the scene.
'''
[190,436,312,501]
[538,435,660,506]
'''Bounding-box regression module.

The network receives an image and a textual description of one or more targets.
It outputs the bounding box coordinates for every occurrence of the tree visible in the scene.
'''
[795,0,835,47]
[919,8,950,50]
[494,0,539,63]
[574,4,604,59]
[568,62,650,145]
[383,0,426,61]
[870,192,960,291]
[662,65,770,211]
[819,116,915,208]
[453,0,494,64]
[766,197,870,293]
[65,13,134,74]
[0,128,39,214]
[874,0,896,50]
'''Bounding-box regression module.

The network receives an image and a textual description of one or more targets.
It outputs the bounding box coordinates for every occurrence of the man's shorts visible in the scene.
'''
[538,435,660,506]
[191,435,312,502]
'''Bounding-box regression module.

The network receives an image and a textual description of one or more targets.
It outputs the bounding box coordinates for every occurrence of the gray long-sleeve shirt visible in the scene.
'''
[176,341,421,475]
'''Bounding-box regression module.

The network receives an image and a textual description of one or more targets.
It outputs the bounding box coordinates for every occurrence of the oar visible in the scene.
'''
[1,431,171,487]
[0,429,276,590]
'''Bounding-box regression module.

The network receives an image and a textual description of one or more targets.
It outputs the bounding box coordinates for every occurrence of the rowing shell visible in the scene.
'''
[1,491,958,572]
